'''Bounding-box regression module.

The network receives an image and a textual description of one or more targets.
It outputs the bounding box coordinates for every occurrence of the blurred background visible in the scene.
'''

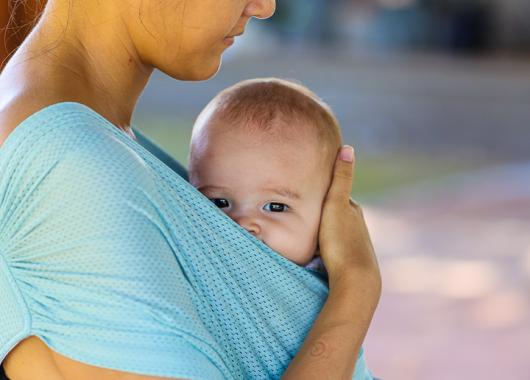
[2,0,530,379]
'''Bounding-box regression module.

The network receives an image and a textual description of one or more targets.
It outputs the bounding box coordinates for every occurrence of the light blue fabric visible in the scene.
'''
[0,102,373,379]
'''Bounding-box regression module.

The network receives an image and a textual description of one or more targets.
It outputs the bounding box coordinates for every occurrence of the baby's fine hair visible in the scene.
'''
[192,78,343,165]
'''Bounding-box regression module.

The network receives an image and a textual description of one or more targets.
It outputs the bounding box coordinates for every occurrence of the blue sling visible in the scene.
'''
[0,102,373,379]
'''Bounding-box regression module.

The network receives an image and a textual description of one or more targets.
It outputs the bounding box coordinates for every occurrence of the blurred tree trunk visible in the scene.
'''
[1,0,47,71]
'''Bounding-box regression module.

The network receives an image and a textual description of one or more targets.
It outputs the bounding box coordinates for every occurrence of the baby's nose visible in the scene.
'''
[235,215,261,237]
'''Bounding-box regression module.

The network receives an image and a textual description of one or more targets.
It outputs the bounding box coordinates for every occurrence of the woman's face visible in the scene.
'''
[129,0,276,80]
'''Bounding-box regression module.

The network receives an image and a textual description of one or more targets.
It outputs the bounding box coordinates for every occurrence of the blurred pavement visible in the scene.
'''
[364,162,530,380]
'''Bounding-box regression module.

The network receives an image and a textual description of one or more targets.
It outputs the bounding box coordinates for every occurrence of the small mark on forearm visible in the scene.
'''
[310,341,329,358]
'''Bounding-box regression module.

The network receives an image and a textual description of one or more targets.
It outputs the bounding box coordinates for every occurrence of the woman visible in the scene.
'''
[0,1,381,379]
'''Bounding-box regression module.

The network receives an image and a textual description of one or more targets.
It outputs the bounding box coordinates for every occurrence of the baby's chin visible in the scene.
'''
[270,243,320,267]
[280,251,319,267]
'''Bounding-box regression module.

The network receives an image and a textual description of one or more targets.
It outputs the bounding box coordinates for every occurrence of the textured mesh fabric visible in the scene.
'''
[0,102,373,379]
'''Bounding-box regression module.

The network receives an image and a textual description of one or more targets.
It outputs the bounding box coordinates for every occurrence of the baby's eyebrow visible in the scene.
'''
[198,185,301,200]
[262,187,301,200]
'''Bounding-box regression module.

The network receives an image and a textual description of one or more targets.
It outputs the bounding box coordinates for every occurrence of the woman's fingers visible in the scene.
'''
[326,146,355,203]
[318,145,380,286]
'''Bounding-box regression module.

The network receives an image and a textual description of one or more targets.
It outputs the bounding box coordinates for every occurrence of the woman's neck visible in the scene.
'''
[0,0,154,131]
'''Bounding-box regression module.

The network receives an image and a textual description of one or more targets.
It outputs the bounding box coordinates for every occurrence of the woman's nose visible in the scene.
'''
[245,0,276,20]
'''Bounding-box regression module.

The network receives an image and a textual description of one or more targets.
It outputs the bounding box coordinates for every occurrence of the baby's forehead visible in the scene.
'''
[205,114,322,147]
[193,119,333,177]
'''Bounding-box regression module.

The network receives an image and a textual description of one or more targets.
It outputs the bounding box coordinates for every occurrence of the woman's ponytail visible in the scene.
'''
[1,0,47,70]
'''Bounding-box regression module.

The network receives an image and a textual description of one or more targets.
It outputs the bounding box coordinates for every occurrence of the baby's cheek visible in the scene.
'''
[265,223,318,265]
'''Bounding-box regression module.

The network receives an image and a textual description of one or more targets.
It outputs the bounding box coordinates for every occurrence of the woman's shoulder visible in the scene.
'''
[1,96,121,142]
[0,99,132,162]
[0,96,45,147]
[0,99,150,201]
[0,97,98,147]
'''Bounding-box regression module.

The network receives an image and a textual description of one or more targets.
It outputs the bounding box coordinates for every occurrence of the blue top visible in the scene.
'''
[0,102,373,379]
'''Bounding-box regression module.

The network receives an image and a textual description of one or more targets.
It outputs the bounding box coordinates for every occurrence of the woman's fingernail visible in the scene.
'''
[339,145,354,162]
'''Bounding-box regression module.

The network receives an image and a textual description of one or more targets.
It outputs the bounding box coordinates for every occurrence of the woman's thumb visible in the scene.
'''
[327,145,355,200]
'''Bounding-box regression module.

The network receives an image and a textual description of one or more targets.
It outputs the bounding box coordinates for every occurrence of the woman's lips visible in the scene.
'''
[224,31,243,47]
[223,36,235,46]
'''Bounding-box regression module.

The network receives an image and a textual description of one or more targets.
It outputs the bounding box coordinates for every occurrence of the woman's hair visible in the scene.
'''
[1,0,47,69]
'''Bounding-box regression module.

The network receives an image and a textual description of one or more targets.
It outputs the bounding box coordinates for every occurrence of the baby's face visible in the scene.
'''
[190,122,332,265]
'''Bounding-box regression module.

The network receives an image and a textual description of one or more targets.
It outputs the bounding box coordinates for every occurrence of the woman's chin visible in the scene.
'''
[191,62,222,81]
[164,57,222,82]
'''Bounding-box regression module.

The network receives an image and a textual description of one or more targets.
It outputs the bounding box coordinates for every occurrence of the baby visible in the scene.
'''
[189,78,342,267]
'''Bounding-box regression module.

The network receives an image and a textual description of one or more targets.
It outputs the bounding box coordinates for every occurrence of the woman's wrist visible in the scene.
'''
[325,269,382,337]
[328,264,382,295]
[282,268,380,379]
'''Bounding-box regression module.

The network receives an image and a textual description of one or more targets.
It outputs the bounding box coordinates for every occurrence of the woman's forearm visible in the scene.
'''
[282,271,381,379]
[283,147,381,379]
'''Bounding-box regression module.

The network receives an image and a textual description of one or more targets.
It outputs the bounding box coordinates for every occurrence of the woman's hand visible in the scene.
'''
[319,145,381,290]
[282,146,381,380]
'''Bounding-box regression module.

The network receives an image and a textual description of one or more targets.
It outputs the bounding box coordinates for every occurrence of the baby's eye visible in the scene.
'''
[263,202,289,212]
[210,198,230,208]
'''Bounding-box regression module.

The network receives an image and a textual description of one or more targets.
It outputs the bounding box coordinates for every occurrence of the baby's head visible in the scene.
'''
[189,78,342,265]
